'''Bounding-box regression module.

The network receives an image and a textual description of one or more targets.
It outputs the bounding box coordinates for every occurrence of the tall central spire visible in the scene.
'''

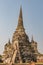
[16,6,24,30]
[19,6,23,19]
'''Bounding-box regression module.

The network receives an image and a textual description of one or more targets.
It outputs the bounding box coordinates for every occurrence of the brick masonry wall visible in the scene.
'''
[0,63,43,65]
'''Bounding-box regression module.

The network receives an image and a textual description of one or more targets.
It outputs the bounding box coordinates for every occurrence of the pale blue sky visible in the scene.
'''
[0,0,43,54]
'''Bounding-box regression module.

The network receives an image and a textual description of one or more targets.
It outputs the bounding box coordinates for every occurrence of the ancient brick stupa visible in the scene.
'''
[2,7,43,64]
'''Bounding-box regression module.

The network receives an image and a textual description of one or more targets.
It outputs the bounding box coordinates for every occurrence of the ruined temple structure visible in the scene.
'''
[2,7,43,64]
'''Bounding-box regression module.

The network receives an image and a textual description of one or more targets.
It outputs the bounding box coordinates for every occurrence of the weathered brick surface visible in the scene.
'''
[0,64,43,65]
[0,63,43,65]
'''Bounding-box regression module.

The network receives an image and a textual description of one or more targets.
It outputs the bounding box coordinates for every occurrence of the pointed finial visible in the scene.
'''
[8,39,10,44]
[31,35,34,42]
[19,6,23,19]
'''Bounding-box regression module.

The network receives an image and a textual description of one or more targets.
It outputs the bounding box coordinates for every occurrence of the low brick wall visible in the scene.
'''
[0,63,43,65]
